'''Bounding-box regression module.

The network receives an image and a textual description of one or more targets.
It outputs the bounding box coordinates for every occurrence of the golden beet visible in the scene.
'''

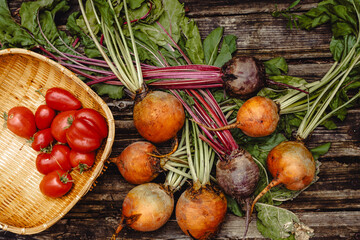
[133,91,185,144]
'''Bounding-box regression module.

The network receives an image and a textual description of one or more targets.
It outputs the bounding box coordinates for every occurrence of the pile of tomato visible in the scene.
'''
[4,87,108,198]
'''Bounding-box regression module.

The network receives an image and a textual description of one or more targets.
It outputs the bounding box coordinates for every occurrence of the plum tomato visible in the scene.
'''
[5,106,36,139]
[66,118,102,153]
[39,170,73,198]
[31,128,54,151]
[36,144,72,175]
[51,110,76,143]
[74,108,108,139]
[34,105,56,130]
[69,149,96,173]
[45,87,81,111]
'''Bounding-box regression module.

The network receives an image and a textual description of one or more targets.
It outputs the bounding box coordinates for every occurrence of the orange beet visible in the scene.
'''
[236,96,279,137]
[195,96,279,138]
[112,141,161,185]
[250,141,316,214]
[121,183,174,232]
[175,184,227,240]
[133,91,185,144]
[267,141,315,191]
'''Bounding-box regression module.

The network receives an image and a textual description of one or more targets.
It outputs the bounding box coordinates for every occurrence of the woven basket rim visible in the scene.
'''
[0,48,115,235]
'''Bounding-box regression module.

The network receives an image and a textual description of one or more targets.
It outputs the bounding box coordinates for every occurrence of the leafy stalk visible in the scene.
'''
[184,120,215,186]
[78,0,143,95]
[296,0,360,139]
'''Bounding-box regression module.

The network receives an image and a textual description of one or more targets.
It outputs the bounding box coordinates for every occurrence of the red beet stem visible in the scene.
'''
[188,89,239,152]
[170,90,226,154]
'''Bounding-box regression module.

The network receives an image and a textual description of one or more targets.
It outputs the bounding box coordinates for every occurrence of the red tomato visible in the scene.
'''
[39,170,73,198]
[66,118,103,153]
[36,144,72,175]
[31,128,54,151]
[6,106,36,139]
[45,87,82,111]
[51,110,76,143]
[75,108,108,139]
[69,149,96,173]
[34,105,56,130]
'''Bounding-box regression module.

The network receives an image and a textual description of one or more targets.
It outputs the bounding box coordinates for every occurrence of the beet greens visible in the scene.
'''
[172,89,260,238]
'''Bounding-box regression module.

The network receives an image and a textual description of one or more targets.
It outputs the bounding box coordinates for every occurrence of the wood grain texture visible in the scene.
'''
[1,0,360,239]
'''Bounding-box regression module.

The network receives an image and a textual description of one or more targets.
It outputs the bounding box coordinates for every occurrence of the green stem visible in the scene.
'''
[296,70,345,136]
[163,164,192,179]
[195,124,204,184]
[316,91,360,131]
[122,0,143,88]
[164,161,189,168]
[78,0,128,90]
[109,0,141,89]
[185,120,198,183]
[298,54,360,139]
[102,22,135,90]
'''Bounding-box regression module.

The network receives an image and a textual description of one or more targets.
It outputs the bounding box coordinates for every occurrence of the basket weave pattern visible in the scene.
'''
[0,48,115,235]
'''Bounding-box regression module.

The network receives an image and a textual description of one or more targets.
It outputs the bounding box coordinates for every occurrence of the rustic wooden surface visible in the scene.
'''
[1,0,360,239]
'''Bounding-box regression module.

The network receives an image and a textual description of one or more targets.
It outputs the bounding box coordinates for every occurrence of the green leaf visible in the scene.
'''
[127,0,163,24]
[75,0,101,36]
[0,0,36,49]
[213,35,237,67]
[255,203,299,239]
[66,11,102,58]
[180,17,205,64]
[225,195,244,217]
[330,37,345,62]
[280,113,304,138]
[258,75,308,100]
[131,0,184,47]
[20,0,58,34]
[244,133,287,164]
[264,57,289,76]
[128,0,145,10]
[310,142,331,160]
[332,22,356,38]
[18,0,74,54]
[203,27,224,65]
[321,118,338,129]
[93,0,115,27]
[91,84,125,99]
[133,31,165,66]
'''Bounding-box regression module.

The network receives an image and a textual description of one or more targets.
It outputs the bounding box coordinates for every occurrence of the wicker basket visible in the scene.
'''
[0,48,115,235]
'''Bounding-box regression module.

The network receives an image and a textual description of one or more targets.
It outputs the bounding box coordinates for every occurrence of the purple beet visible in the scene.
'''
[222,56,266,99]
[216,148,260,239]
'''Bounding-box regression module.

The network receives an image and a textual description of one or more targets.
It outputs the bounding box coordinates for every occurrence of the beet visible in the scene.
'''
[250,141,316,216]
[133,91,185,144]
[216,148,260,238]
[222,56,266,99]
[175,183,227,240]
[111,141,162,185]
[112,183,174,238]
[216,149,260,200]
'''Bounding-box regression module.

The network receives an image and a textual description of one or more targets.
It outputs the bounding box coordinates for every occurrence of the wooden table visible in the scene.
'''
[1,0,360,239]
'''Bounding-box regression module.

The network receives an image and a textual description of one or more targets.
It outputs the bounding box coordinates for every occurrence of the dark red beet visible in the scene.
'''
[216,148,260,239]
[222,56,266,99]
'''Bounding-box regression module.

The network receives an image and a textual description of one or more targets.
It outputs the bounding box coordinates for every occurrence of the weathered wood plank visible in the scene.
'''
[181,0,319,17]
[1,209,359,240]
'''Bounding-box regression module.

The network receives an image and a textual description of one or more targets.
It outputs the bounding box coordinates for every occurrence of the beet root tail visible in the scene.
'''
[147,136,179,158]
[111,216,125,240]
[242,198,252,240]
[250,178,281,215]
